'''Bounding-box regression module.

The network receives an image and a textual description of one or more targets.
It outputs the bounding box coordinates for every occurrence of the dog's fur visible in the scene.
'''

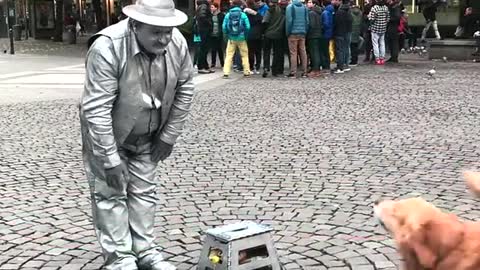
[373,171,480,270]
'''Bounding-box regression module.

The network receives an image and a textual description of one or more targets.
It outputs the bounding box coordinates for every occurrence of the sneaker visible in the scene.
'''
[223,74,229,79]
[375,59,382,65]
[198,69,210,74]
[343,66,351,72]
[349,63,358,67]
[380,59,386,65]
[244,73,251,77]
[301,73,308,78]
[254,69,260,75]
[209,69,216,73]
[333,69,344,74]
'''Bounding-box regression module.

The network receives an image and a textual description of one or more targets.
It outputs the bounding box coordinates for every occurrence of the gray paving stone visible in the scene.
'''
[2,59,480,269]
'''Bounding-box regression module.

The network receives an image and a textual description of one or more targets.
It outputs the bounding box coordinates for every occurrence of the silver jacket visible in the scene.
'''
[80,19,194,169]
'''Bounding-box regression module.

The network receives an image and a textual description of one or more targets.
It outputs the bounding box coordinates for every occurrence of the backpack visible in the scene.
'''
[228,9,245,36]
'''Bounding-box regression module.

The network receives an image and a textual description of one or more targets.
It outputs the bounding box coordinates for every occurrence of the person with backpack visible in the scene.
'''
[285,0,309,78]
[306,0,323,77]
[222,0,251,78]
[262,0,286,77]
[368,0,390,65]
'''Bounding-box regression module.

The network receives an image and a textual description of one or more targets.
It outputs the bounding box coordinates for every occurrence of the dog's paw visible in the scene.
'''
[463,171,480,197]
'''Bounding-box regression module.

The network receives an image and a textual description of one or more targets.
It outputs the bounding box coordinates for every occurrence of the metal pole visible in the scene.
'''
[6,0,14,54]
[9,28,14,54]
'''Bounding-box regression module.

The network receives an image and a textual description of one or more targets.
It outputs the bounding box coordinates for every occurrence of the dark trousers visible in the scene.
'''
[248,39,262,71]
[400,32,417,49]
[350,42,359,65]
[307,38,321,71]
[210,36,224,67]
[387,33,400,62]
[319,38,330,70]
[263,38,285,75]
[198,31,211,70]
[364,31,373,60]
[335,35,346,70]
[193,42,201,67]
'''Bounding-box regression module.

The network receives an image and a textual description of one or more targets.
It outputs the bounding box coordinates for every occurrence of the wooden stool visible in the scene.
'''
[198,221,282,270]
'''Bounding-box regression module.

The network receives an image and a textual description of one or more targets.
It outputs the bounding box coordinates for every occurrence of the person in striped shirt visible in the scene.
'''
[368,0,390,65]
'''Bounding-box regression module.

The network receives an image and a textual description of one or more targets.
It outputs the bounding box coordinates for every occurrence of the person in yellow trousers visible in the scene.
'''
[223,0,251,78]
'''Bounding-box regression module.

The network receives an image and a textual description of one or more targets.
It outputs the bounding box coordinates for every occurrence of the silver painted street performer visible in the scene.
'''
[79,0,194,269]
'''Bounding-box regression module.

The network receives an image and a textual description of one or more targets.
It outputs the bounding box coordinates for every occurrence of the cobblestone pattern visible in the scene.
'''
[2,61,480,270]
[0,37,89,58]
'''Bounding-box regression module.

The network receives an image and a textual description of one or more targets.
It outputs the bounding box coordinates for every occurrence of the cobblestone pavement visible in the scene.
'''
[0,36,90,58]
[2,59,480,270]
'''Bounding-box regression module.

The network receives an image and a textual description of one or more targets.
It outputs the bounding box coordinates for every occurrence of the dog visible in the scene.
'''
[373,171,480,270]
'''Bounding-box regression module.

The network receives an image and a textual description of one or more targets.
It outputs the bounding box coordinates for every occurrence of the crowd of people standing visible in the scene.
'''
[192,0,431,78]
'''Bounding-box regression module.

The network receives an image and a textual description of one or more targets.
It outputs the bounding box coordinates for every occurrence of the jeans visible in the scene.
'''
[334,35,346,70]
[344,32,352,67]
[224,40,250,76]
[287,35,308,75]
[319,38,330,70]
[210,36,224,67]
[248,39,262,71]
[371,32,386,59]
[421,20,441,40]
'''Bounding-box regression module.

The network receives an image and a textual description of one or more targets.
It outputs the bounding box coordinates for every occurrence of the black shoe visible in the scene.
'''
[285,73,296,78]
[262,71,268,78]
[386,58,398,63]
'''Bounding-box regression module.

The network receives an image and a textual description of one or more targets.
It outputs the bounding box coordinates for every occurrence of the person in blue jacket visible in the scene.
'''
[322,0,335,65]
[285,0,309,78]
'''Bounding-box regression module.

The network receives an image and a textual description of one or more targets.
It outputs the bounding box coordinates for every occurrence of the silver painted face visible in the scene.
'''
[134,23,173,55]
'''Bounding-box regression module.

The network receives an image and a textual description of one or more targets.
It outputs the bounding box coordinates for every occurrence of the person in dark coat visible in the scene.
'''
[262,0,286,77]
[333,0,353,73]
[420,0,442,42]
[306,0,323,77]
[245,0,264,74]
[362,0,375,62]
[210,2,225,67]
[386,0,401,63]
[196,0,214,74]
[350,3,363,66]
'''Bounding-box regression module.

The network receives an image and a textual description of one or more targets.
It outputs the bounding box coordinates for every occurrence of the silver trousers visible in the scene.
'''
[83,142,161,270]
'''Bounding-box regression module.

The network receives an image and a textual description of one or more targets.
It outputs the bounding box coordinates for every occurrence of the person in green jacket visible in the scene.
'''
[306,0,323,77]
[262,0,286,77]
[350,3,363,66]
[223,0,251,78]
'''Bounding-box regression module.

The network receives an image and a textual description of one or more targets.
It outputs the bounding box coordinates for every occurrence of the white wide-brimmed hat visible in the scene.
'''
[122,0,187,27]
